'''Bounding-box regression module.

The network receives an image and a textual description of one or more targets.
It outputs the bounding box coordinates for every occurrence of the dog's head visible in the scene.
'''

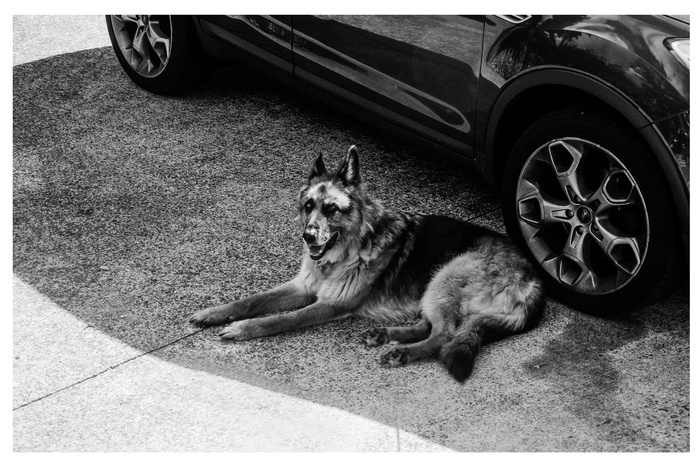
[296,145,363,261]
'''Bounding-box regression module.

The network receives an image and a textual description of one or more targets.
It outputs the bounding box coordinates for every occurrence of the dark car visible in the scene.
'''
[106,15,689,315]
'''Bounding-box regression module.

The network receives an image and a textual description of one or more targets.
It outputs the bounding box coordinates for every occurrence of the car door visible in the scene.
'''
[291,15,485,157]
[197,15,293,73]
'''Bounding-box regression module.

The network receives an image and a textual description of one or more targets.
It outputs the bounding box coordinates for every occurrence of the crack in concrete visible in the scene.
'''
[13,329,205,411]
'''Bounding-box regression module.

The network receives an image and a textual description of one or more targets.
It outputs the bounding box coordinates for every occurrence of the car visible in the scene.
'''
[106,15,689,315]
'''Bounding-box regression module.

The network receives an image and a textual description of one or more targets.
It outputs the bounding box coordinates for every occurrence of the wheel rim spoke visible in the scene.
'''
[592,219,643,277]
[548,140,587,203]
[131,26,150,71]
[562,225,586,261]
[146,19,171,66]
[517,189,573,227]
[589,168,639,210]
[117,15,139,24]
[562,226,592,284]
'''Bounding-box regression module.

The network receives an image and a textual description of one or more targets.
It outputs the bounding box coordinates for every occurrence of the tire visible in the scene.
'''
[106,15,211,95]
[502,107,682,315]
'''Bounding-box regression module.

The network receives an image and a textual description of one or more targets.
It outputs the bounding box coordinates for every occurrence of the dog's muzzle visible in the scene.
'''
[304,231,339,261]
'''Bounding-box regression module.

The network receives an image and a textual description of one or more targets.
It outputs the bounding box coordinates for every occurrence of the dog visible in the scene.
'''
[189,145,544,382]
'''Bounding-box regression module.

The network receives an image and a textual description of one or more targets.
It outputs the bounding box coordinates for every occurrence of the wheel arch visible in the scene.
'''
[485,68,652,185]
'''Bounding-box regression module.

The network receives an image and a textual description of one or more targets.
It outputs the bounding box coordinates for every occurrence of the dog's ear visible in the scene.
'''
[337,145,361,186]
[308,152,327,182]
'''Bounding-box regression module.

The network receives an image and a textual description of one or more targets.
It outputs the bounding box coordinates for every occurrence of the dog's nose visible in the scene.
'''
[302,231,316,244]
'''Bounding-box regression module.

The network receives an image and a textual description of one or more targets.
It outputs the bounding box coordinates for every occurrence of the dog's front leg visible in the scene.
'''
[218,301,352,340]
[189,280,315,327]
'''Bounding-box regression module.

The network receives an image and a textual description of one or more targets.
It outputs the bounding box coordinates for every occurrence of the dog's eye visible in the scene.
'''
[327,203,339,214]
[304,200,314,212]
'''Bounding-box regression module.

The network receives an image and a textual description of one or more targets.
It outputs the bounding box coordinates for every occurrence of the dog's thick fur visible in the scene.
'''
[190,145,544,382]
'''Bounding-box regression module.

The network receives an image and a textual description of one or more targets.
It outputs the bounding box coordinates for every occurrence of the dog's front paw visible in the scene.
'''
[360,327,388,347]
[218,322,254,341]
[380,347,409,367]
[189,304,233,327]
[189,310,218,327]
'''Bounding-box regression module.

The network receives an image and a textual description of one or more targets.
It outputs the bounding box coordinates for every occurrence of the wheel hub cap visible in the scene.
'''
[576,206,592,224]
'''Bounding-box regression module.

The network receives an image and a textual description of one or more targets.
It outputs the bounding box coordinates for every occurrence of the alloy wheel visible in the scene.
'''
[515,137,650,295]
[109,15,172,78]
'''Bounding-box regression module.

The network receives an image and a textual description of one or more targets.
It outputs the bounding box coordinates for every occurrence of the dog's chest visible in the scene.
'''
[316,265,364,302]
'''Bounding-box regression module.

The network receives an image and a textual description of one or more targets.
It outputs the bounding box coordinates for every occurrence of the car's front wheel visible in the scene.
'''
[106,15,211,94]
[502,107,683,315]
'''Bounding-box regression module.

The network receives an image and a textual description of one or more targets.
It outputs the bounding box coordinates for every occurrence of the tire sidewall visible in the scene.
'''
[502,109,674,314]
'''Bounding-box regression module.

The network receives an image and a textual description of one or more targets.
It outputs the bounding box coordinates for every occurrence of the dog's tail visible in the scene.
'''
[439,315,504,383]
[439,314,519,383]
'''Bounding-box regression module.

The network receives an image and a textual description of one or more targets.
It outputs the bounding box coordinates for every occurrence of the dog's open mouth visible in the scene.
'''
[308,232,340,261]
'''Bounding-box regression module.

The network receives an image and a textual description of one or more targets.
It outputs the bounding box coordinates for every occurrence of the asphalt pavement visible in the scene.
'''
[12,15,691,453]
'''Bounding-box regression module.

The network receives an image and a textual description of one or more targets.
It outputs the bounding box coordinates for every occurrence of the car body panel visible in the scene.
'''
[654,111,690,185]
[647,111,690,257]
[291,15,485,153]
[198,15,293,74]
[478,15,688,130]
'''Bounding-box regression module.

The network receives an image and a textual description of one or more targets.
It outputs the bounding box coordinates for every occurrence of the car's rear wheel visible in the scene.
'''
[502,107,682,314]
[106,15,211,94]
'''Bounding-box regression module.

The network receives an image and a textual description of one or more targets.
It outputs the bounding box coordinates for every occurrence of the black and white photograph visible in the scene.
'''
[12,10,691,454]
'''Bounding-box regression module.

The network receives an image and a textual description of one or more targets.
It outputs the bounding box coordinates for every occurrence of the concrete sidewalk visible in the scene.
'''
[13,275,448,451]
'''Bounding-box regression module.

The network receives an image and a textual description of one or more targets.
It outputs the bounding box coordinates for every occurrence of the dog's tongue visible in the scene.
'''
[309,244,326,260]
[308,232,339,261]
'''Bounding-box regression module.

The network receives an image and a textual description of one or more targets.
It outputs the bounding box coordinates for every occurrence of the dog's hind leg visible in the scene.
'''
[379,330,446,367]
[360,318,431,347]
[378,277,456,367]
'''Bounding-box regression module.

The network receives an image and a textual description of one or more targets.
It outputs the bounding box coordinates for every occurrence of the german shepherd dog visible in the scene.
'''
[190,146,544,382]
